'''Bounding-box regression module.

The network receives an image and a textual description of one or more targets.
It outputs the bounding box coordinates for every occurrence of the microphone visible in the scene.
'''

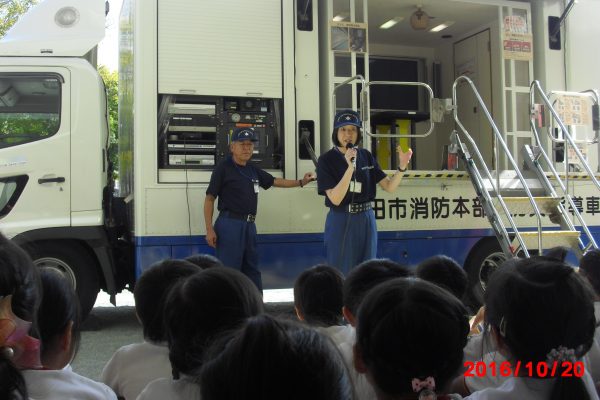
[346,143,356,169]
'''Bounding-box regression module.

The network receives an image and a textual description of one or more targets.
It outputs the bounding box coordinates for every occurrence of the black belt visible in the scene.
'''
[221,211,256,222]
[332,202,373,214]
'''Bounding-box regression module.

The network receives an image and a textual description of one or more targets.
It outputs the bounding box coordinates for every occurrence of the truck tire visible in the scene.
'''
[464,239,507,310]
[29,242,100,320]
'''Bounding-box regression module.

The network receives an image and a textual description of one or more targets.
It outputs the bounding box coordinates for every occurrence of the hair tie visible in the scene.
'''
[0,346,14,359]
[546,346,577,365]
[0,295,42,369]
[412,376,436,393]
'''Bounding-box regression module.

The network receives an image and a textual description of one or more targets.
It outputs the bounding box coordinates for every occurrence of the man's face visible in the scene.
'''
[230,140,255,163]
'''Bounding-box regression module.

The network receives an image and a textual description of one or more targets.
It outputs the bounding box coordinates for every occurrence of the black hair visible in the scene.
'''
[0,234,40,400]
[579,249,600,297]
[164,267,264,377]
[343,258,412,316]
[293,264,344,326]
[134,259,200,342]
[484,256,596,400]
[200,314,352,400]
[544,246,570,262]
[37,268,81,365]
[356,278,469,398]
[331,127,363,147]
[184,253,222,270]
[415,255,468,300]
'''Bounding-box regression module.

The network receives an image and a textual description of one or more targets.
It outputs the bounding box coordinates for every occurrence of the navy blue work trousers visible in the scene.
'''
[324,208,377,275]
[214,215,262,291]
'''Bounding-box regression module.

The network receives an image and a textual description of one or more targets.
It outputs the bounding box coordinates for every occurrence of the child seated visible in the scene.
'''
[0,234,42,400]
[293,264,347,342]
[184,253,222,269]
[340,258,413,400]
[137,267,263,400]
[415,254,468,301]
[354,277,469,400]
[101,259,199,399]
[579,249,600,384]
[464,256,598,399]
[23,268,117,399]
[200,314,352,400]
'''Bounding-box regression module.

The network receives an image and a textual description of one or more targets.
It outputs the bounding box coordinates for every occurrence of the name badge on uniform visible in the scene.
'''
[349,181,362,193]
[253,179,260,194]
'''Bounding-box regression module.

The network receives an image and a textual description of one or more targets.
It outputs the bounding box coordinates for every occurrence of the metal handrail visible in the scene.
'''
[528,81,599,251]
[540,89,600,144]
[530,80,600,192]
[360,81,436,138]
[332,75,366,125]
[453,75,544,255]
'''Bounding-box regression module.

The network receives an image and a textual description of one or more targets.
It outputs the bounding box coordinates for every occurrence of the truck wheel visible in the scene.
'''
[29,243,100,320]
[464,239,507,310]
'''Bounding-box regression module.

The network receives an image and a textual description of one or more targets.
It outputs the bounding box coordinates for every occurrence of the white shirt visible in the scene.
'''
[136,376,200,400]
[335,325,377,400]
[23,367,117,400]
[464,373,599,400]
[101,341,171,400]
[317,324,355,347]
[584,302,600,383]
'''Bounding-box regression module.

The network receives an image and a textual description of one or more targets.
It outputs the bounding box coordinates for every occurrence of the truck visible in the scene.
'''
[1,0,599,317]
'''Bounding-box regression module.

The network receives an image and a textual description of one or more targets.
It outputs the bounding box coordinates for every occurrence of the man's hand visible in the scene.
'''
[301,172,316,186]
[206,227,217,248]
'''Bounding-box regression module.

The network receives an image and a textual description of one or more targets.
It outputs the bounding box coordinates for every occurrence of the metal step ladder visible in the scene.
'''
[521,81,600,256]
[451,76,599,261]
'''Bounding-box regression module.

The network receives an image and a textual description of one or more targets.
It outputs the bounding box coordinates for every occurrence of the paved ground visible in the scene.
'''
[71,290,294,380]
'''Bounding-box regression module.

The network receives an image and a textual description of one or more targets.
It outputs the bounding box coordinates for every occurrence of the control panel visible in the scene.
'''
[158,95,282,170]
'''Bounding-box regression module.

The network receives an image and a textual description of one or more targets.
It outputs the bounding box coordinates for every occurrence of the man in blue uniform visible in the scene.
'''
[204,127,315,290]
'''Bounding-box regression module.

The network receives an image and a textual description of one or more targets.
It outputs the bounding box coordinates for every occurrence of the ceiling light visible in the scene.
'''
[430,21,455,32]
[333,12,349,22]
[380,17,404,29]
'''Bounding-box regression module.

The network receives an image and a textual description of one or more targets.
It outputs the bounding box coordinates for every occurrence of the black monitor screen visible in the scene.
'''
[357,57,420,111]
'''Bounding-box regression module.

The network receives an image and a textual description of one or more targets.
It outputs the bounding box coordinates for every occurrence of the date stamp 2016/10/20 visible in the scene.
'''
[464,361,585,378]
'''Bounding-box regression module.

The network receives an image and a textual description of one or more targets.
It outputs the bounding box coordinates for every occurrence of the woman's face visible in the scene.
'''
[336,125,358,147]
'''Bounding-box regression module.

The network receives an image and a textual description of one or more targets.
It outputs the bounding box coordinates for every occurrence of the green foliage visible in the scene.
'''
[0,113,58,147]
[0,0,39,38]
[98,65,119,178]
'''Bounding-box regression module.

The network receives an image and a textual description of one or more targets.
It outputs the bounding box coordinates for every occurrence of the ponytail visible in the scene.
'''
[551,374,591,400]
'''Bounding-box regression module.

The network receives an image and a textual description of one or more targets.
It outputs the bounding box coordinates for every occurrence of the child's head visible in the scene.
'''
[0,234,41,399]
[294,264,344,326]
[343,258,412,325]
[355,278,469,398]
[200,314,352,400]
[579,248,600,298]
[415,255,468,300]
[184,253,223,269]
[485,256,595,398]
[134,259,200,343]
[37,268,80,369]
[544,246,570,262]
[164,267,264,377]
[0,236,40,324]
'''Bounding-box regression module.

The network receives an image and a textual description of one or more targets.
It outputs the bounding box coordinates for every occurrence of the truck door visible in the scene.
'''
[454,29,493,167]
[0,68,71,237]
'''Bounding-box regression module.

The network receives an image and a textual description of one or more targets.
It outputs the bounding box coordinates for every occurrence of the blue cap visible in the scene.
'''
[231,127,258,142]
[334,110,362,129]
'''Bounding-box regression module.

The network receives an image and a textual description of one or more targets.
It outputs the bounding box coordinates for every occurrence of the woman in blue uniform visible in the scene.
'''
[316,110,413,273]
